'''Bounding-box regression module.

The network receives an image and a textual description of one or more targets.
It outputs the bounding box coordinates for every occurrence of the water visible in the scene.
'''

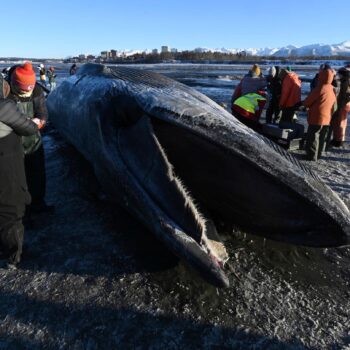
[0,62,349,349]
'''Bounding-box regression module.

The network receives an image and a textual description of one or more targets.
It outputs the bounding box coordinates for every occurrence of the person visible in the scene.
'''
[7,62,53,214]
[278,68,301,126]
[265,66,282,124]
[0,75,39,267]
[1,67,10,78]
[69,63,77,75]
[38,63,47,86]
[231,64,267,104]
[302,68,336,161]
[310,63,338,93]
[231,91,267,132]
[329,65,350,147]
[47,66,57,91]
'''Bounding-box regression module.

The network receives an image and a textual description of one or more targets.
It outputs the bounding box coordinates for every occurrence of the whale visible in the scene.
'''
[46,63,350,288]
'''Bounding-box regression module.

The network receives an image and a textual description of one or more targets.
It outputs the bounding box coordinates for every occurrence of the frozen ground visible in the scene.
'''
[0,64,349,349]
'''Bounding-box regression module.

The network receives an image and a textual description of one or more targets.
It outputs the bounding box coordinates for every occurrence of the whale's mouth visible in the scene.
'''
[117,114,229,288]
[149,116,348,249]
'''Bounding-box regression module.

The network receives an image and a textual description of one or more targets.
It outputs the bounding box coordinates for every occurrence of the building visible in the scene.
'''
[87,54,96,61]
[152,49,158,55]
[111,50,118,58]
[161,46,170,53]
[101,51,108,59]
[171,48,178,53]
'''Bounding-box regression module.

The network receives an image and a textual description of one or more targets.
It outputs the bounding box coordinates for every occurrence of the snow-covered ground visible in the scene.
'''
[0,64,349,349]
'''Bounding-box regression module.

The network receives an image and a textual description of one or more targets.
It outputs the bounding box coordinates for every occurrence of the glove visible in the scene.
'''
[32,118,45,129]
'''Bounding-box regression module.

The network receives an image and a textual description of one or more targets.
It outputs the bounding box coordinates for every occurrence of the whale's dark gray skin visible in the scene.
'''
[47,63,350,288]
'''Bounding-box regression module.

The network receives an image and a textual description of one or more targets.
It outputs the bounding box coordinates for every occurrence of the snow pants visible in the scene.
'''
[305,124,329,161]
[332,104,350,142]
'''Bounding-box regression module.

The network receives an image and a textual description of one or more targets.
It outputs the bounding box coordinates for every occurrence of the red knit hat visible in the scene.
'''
[11,62,36,91]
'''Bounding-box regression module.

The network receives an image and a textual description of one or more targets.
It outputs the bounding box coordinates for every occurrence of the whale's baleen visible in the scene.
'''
[47,63,350,288]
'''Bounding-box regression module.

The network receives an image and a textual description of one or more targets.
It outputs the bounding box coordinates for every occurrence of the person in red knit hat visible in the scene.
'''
[7,62,54,216]
[0,75,39,267]
[11,62,36,92]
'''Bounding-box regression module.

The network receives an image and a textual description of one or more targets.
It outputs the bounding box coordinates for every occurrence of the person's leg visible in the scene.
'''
[317,125,329,159]
[25,144,46,207]
[279,107,296,125]
[265,102,273,124]
[305,125,321,161]
[5,221,24,265]
[0,218,24,266]
[332,107,348,145]
[325,113,336,150]
[272,100,281,124]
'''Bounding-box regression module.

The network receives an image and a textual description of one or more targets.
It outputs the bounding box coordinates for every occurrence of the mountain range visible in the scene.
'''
[193,41,350,57]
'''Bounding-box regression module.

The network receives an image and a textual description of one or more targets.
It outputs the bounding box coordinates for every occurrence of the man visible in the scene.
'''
[7,62,53,213]
[47,66,57,91]
[69,64,77,76]
[278,68,301,126]
[330,65,350,147]
[231,91,267,132]
[231,64,267,104]
[303,69,336,161]
[265,66,282,124]
[38,63,47,87]
[0,75,38,266]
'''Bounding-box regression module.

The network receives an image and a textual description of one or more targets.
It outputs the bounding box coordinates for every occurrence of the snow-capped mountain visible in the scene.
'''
[194,41,350,57]
[113,41,350,58]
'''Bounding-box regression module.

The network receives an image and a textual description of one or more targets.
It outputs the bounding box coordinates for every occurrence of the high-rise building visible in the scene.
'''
[161,46,169,53]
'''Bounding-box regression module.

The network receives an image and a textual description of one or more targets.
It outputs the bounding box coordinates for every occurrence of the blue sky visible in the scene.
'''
[2,0,349,58]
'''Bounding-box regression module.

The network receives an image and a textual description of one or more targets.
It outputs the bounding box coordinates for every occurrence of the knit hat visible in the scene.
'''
[268,66,277,78]
[11,62,36,91]
[251,64,261,77]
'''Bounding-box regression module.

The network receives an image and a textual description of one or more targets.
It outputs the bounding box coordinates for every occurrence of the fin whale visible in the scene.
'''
[47,63,350,288]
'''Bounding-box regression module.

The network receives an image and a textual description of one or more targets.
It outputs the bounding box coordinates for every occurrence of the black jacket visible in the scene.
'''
[0,99,38,136]
[7,83,48,123]
[337,68,350,109]
[7,83,48,154]
[0,99,38,222]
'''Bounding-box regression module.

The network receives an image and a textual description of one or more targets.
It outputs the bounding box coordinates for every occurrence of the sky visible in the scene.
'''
[1,0,350,58]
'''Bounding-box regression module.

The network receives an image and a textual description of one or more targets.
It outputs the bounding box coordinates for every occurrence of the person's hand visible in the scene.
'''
[32,118,45,129]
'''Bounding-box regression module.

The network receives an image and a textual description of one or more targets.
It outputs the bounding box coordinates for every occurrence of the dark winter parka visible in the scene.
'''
[0,77,38,224]
[7,82,48,154]
[337,67,350,109]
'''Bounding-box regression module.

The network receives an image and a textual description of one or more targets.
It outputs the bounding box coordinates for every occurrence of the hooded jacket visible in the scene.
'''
[303,69,336,126]
[279,71,301,108]
[231,71,267,104]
